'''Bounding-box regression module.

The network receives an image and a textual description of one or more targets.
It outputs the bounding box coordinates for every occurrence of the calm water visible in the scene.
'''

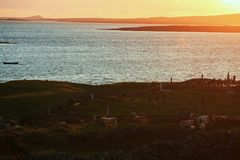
[1,21,240,84]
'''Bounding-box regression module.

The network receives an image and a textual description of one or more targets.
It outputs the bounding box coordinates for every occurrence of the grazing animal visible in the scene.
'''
[212,115,228,121]
[180,120,194,129]
[101,117,118,129]
[61,121,67,125]
[131,112,137,116]
[199,123,206,130]
[73,103,81,107]
[189,125,195,130]
[197,115,209,125]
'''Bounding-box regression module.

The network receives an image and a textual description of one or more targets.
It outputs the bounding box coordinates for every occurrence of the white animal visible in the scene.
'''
[131,112,137,116]
[189,125,195,130]
[212,115,228,121]
[61,121,67,125]
[197,115,209,125]
[101,117,118,129]
[199,123,206,130]
[73,103,81,107]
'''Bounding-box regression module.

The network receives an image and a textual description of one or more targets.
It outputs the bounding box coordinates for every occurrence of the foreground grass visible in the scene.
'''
[1,80,240,159]
[0,80,87,119]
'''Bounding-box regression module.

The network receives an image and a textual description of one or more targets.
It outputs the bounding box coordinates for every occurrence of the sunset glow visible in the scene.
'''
[0,0,240,18]
[222,0,240,9]
[2,0,240,158]
[222,0,239,4]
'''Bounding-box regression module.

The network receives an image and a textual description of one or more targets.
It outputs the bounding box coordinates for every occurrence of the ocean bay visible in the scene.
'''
[1,21,240,84]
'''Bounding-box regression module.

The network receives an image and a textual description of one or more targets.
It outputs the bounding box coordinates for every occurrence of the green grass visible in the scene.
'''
[0,80,86,119]
[1,80,240,120]
[1,80,240,156]
[1,80,240,121]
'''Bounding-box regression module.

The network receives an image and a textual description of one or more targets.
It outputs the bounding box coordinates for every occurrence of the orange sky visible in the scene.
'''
[0,0,240,18]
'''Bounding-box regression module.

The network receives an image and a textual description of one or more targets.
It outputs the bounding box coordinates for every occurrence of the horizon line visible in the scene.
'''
[1,12,240,19]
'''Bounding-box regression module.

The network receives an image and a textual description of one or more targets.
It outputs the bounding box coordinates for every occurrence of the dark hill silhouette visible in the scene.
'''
[1,14,240,25]
[0,15,43,21]
[51,14,240,25]
[26,15,43,20]
[109,25,240,33]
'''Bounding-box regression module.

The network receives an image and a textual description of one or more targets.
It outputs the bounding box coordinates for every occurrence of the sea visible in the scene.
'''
[1,21,240,84]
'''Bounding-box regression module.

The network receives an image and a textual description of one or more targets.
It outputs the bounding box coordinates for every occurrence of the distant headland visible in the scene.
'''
[0,15,44,21]
[1,13,240,26]
[107,25,240,33]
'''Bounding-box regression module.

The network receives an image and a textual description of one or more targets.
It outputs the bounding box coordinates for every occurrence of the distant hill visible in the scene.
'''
[0,15,43,21]
[51,14,240,25]
[26,15,43,20]
[1,14,240,25]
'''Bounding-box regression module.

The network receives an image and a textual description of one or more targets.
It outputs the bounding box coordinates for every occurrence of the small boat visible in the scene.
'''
[3,62,19,65]
[2,50,19,65]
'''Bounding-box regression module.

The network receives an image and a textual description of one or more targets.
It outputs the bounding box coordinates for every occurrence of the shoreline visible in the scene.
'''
[107,25,240,33]
[1,77,239,85]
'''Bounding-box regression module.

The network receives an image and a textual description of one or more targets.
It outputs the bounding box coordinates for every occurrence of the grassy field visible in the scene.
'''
[1,80,240,159]
[1,80,240,120]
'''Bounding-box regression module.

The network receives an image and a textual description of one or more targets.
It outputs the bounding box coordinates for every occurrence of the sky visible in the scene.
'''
[0,0,240,18]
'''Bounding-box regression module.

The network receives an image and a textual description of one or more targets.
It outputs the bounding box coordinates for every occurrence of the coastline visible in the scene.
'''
[107,25,240,33]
